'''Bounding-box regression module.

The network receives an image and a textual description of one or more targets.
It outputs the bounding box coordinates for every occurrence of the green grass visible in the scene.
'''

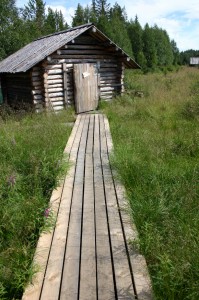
[101,67,199,299]
[0,108,75,299]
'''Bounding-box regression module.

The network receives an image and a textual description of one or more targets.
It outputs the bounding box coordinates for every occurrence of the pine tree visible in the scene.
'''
[153,25,173,66]
[0,0,23,60]
[72,3,85,27]
[107,3,133,56]
[95,0,110,17]
[127,16,144,65]
[143,23,158,69]
[22,0,46,39]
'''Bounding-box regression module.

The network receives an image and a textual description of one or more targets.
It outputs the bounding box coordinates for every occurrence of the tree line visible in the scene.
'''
[1,0,198,70]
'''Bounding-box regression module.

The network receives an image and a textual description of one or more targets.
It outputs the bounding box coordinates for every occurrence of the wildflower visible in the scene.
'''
[44,208,50,218]
[7,174,16,187]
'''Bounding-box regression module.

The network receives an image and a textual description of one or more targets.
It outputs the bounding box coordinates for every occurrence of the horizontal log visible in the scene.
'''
[47,92,64,98]
[100,63,118,68]
[100,79,120,84]
[52,54,115,59]
[33,94,43,100]
[100,91,114,96]
[100,83,122,87]
[52,106,64,111]
[46,74,63,80]
[44,83,62,89]
[33,85,43,90]
[47,69,62,75]
[100,96,113,100]
[65,44,104,50]
[43,64,62,69]
[32,71,40,76]
[100,68,122,73]
[100,86,117,91]
[57,49,116,55]
[47,87,63,93]
[32,81,42,87]
[32,90,43,95]
[49,58,117,64]
[45,79,63,85]
[47,96,64,101]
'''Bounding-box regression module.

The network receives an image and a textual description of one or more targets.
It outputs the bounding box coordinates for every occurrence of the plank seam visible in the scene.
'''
[93,115,98,300]
[77,115,91,299]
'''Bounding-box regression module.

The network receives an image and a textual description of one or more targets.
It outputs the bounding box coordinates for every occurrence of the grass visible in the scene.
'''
[0,108,75,299]
[101,67,199,299]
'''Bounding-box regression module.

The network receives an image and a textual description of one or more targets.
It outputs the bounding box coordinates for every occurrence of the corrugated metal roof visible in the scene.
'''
[0,23,140,73]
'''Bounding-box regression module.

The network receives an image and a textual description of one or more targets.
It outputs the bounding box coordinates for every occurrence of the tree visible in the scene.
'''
[95,0,110,18]
[153,25,173,66]
[45,8,68,34]
[72,3,85,27]
[0,0,23,60]
[109,2,127,23]
[22,0,46,39]
[143,23,157,69]
[107,3,133,56]
[127,16,144,65]
[170,40,180,65]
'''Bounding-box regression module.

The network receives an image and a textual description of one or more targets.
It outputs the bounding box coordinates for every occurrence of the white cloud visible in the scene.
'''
[46,5,75,26]
[15,0,199,50]
[116,0,199,50]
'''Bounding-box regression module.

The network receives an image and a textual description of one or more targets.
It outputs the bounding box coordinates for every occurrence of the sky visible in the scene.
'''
[16,0,199,51]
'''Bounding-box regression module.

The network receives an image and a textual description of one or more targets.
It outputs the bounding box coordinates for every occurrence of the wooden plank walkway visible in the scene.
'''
[23,113,152,300]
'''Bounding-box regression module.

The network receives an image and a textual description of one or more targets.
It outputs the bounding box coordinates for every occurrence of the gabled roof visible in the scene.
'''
[0,23,140,73]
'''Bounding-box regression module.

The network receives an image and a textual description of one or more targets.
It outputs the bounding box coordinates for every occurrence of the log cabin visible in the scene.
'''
[0,23,140,113]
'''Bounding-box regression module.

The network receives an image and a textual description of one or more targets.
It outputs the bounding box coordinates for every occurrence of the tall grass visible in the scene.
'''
[101,67,199,299]
[0,109,74,299]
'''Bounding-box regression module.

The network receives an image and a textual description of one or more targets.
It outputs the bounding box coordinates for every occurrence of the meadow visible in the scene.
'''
[101,67,199,299]
[0,67,199,300]
[0,109,74,299]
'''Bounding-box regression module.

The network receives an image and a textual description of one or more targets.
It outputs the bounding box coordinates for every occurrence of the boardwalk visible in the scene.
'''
[23,114,152,300]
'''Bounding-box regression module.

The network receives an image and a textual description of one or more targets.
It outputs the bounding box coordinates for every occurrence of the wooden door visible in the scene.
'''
[74,63,99,114]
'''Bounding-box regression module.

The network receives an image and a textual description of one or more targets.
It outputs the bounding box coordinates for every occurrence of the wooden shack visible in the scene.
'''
[0,23,140,113]
[190,57,199,67]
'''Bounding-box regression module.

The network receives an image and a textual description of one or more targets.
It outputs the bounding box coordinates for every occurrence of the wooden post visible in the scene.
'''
[63,63,68,108]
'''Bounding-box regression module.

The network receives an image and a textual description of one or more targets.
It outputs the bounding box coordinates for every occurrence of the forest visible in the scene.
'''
[1,0,198,70]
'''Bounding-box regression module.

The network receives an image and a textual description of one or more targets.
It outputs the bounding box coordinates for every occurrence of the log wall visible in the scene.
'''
[31,65,45,112]
[4,73,33,107]
[42,32,124,110]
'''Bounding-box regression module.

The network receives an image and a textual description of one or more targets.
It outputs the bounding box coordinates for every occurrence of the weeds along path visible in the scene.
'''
[0,110,73,300]
[23,113,152,300]
[101,66,199,300]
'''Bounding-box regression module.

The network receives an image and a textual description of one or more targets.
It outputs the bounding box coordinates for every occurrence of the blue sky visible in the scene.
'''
[16,0,199,51]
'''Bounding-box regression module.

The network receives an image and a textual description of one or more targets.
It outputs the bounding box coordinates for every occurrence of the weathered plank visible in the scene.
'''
[93,114,115,299]
[99,114,136,299]
[79,114,97,300]
[39,115,85,300]
[22,115,82,300]
[59,115,89,299]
